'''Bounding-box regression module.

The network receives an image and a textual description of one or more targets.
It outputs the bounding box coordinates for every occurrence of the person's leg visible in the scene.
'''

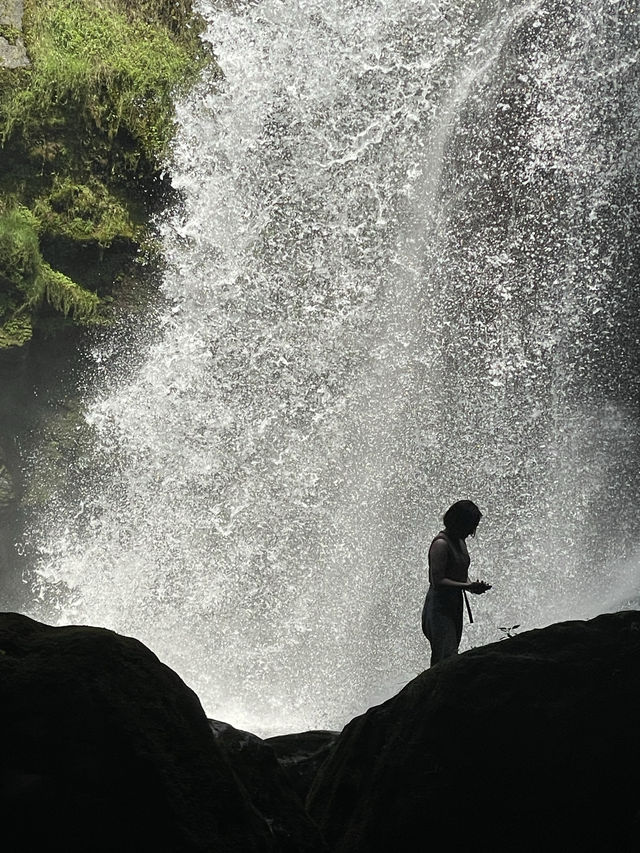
[426,609,459,666]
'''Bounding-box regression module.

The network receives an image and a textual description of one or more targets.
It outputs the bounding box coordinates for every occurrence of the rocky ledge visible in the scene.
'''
[1,610,639,851]
[0,0,29,69]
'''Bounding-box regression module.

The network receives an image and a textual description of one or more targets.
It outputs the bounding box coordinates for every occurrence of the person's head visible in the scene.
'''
[443,500,482,538]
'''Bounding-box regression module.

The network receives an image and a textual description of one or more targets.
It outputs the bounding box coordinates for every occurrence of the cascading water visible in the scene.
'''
[28,0,640,734]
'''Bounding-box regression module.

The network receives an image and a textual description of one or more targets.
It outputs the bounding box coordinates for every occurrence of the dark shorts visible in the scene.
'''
[422,587,463,666]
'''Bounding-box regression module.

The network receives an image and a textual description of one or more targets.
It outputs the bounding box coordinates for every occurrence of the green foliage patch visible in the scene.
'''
[0,25,22,45]
[0,0,210,347]
[33,177,136,246]
[0,204,100,346]
[0,205,41,290]
[2,0,201,160]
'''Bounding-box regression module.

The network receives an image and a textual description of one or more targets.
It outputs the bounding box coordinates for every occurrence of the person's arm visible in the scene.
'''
[467,579,491,594]
[430,539,491,592]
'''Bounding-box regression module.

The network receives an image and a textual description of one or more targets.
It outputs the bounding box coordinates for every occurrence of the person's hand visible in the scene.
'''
[467,579,491,594]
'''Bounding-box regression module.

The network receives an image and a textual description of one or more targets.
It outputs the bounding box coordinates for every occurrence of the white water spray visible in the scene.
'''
[29,0,640,734]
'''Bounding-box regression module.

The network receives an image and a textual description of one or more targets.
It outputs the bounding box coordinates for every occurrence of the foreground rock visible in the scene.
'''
[308,611,640,852]
[0,613,276,852]
[5,610,638,851]
[209,720,329,852]
[266,730,339,802]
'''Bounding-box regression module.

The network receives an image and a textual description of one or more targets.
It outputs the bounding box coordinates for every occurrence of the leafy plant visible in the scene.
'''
[498,624,521,639]
[0,204,100,345]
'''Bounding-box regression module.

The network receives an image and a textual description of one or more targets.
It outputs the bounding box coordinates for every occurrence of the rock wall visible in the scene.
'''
[0,0,29,69]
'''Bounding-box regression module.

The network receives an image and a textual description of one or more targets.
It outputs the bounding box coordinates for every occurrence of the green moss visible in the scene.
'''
[0,313,32,347]
[0,204,100,345]
[0,26,22,45]
[2,0,203,159]
[0,205,41,290]
[41,264,101,322]
[0,0,213,348]
[34,177,136,245]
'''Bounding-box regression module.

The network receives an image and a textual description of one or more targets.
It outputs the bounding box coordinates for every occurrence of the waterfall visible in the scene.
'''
[29,0,640,735]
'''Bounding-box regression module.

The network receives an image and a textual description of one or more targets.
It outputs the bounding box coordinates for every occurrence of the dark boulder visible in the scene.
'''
[265,730,339,803]
[0,612,274,852]
[307,611,640,852]
[209,720,328,852]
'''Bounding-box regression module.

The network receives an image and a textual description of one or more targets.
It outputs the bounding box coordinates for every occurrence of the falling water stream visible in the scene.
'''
[29,0,640,734]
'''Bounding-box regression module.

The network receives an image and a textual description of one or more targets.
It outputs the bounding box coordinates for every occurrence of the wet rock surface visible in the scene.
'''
[307,611,640,852]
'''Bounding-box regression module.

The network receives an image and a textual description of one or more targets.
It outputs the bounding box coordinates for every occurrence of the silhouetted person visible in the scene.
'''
[421,500,491,666]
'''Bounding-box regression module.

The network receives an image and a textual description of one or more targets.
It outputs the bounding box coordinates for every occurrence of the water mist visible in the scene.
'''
[29,0,640,734]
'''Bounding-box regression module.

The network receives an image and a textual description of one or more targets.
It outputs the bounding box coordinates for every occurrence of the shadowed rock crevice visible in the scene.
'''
[208,719,331,853]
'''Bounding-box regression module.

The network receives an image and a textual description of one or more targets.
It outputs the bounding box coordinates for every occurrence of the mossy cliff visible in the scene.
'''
[0,0,212,348]
[0,0,216,605]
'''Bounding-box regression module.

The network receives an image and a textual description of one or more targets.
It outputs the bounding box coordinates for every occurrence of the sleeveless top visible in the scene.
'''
[428,530,470,586]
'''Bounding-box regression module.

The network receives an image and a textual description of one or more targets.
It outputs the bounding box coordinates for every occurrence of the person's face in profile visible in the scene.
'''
[466,518,481,538]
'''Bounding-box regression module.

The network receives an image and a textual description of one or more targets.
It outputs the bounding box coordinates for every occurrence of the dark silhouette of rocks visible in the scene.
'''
[266,730,339,802]
[0,612,279,851]
[2,610,639,851]
[307,610,640,852]
[208,719,328,852]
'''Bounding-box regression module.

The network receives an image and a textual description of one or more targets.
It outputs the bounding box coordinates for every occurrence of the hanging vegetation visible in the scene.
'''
[0,0,212,347]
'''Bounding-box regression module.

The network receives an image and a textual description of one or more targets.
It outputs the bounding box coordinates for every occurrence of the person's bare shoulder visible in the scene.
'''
[429,537,448,557]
